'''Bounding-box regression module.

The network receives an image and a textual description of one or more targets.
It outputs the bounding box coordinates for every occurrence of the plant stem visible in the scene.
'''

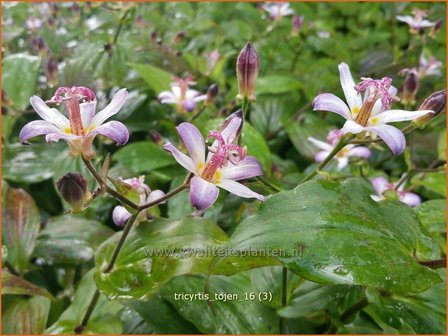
[188,105,208,122]
[419,258,446,269]
[242,96,250,119]
[256,176,283,192]
[74,290,100,334]
[340,296,369,322]
[279,267,288,334]
[299,134,353,184]
[82,157,140,210]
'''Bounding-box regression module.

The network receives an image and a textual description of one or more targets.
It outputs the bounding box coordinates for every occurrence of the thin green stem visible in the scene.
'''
[256,176,283,193]
[300,134,353,184]
[279,267,288,334]
[242,96,250,119]
[188,105,208,122]
[74,290,100,334]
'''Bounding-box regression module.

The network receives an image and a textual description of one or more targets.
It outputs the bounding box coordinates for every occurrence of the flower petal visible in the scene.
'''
[86,121,129,145]
[308,137,333,151]
[176,122,205,166]
[112,206,132,227]
[80,101,97,130]
[163,142,196,173]
[219,156,263,181]
[90,88,128,127]
[396,15,414,25]
[365,124,406,155]
[190,176,219,210]
[370,176,389,195]
[313,93,351,120]
[218,179,264,201]
[221,116,242,144]
[347,146,371,158]
[400,192,421,207]
[146,190,166,204]
[341,120,366,134]
[315,151,330,163]
[336,157,349,169]
[338,62,362,112]
[19,120,62,144]
[45,132,80,143]
[375,109,434,124]
[30,96,70,129]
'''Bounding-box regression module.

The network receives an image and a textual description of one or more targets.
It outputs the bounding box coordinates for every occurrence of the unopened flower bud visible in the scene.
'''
[149,129,163,145]
[173,31,186,44]
[46,58,58,88]
[206,84,219,105]
[112,206,131,227]
[135,15,144,29]
[150,30,158,42]
[56,173,90,213]
[291,15,304,36]
[413,90,446,127]
[71,3,81,22]
[399,68,419,106]
[236,42,260,101]
[429,19,443,38]
[36,37,46,56]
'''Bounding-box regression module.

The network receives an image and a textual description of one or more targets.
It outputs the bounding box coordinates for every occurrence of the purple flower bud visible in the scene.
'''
[56,173,90,212]
[173,31,186,44]
[112,206,132,227]
[149,129,163,144]
[236,42,260,101]
[150,30,158,42]
[206,84,219,105]
[135,15,144,29]
[400,69,419,106]
[182,100,196,112]
[46,58,58,88]
[414,90,446,126]
[291,15,304,36]
[430,19,443,38]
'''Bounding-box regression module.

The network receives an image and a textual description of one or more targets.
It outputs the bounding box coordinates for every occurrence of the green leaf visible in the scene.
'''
[128,62,173,94]
[416,200,446,233]
[2,143,64,184]
[243,122,272,173]
[161,272,279,334]
[2,54,40,111]
[438,129,446,161]
[2,187,40,274]
[126,296,200,334]
[213,178,441,294]
[2,270,54,300]
[33,216,114,265]
[113,141,175,173]
[412,172,446,197]
[364,270,446,334]
[2,296,51,334]
[283,113,331,158]
[46,270,123,334]
[256,76,302,95]
[94,216,228,300]
[108,177,141,209]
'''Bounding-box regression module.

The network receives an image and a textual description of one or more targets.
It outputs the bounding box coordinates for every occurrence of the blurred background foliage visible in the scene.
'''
[1,1,446,334]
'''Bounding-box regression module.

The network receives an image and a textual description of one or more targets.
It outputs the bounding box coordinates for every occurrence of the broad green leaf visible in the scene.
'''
[46,270,123,334]
[2,54,40,111]
[438,129,446,161]
[113,141,175,173]
[213,178,441,294]
[2,187,40,274]
[412,171,446,197]
[108,176,141,208]
[33,216,114,265]
[2,270,54,300]
[161,272,279,334]
[364,270,446,334]
[94,216,228,300]
[2,296,51,334]
[256,76,302,95]
[128,62,173,94]
[283,113,332,158]
[126,296,200,334]
[416,199,446,233]
[243,122,272,173]
[2,142,76,184]
[279,281,363,319]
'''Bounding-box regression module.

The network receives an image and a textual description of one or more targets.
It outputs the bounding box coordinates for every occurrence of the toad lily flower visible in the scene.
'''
[19,86,129,160]
[370,176,421,207]
[418,53,442,78]
[112,176,166,226]
[158,76,207,113]
[396,8,436,33]
[262,2,294,20]
[313,63,434,155]
[163,116,264,210]
[308,129,371,169]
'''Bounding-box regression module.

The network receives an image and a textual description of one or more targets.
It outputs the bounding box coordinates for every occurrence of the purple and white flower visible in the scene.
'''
[418,53,442,78]
[370,176,421,207]
[313,63,434,156]
[112,175,166,226]
[308,129,371,169]
[158,76,207,113]
[19,86,129,160]
[396,8,436,33]
[163,115,264,210]
[262,2,294,20]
